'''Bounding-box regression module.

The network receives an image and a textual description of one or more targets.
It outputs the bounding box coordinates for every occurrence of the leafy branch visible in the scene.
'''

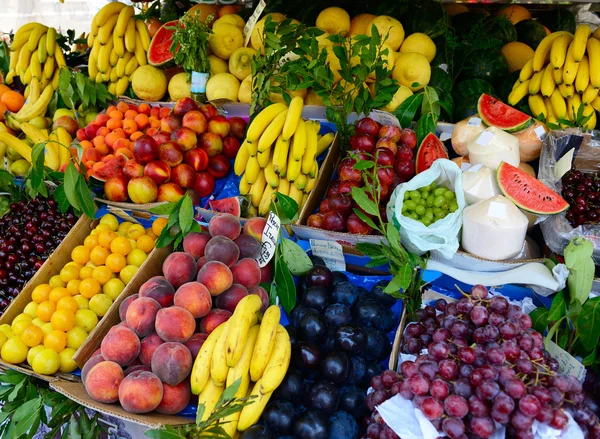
[150,194,202,250]
[50,68,114,119]
[167,11,212,78]
[394,86,443,144]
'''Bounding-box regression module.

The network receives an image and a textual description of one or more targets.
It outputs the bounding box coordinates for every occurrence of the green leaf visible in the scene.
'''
[582,348,597,366]
[53,184,70,213]
[394,93,423,128]
[145,428,186,439]
[274,254,296,313]
[149,202,178,216]
[355,242,385,259]
[565,237,594,305]
[578,297,600,351]
[548,291,567,321]
[414,113,437,146]
[76,177,96,218]
[353,209,379,232]
[58,68,71,92]
[383,265,412,298]
[11,397,41,437]
[63,163,81,211]
[353,160,375,171]
[155,231,176,249]
[218,378,242,407]
[350,187,379,216]
[179,195,194,235]
[529,307,549,334]
[29,142,46,191]
[281,238,313,275]
[273,193,298,223]
[68,415,82,439]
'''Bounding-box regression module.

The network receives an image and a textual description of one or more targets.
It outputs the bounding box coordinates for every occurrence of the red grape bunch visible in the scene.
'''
[361,285,600,439]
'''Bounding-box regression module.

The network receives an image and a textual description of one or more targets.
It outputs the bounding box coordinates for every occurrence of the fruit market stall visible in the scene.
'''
[1,0,600,438]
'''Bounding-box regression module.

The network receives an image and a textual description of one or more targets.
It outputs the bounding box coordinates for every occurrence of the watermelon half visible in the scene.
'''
[415,133,449,174]
[497,161,568,214]
[148,20,179,67]
[477,93,533,132]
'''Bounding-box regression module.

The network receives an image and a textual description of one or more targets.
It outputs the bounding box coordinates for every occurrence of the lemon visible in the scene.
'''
[315,31,333,48]
[49,275,65,288]
[392,52,431,91]
[66,326,88,350]
[89,294,113,318]
[127,248,147,267]
[208,55,229,76]
[73,295,89,310]
[209,23,243,60]
[206,73,240,102]
[229,48,256,81]
[119,265,138,285]
[75,309,98,332]
[400,33,437,63]
[103,278,125,301]
[238,75,252,104]
[32,348,60,375]
[501,42,534,73]
[305,88,324,106]
[1,337,28,364]
[131,65,167,102]
[0,324,12,339]
[117,221,133,235]
[379,84,414,112]
[100,214,119,231]
[60,265,80,283]
[350,13,375,36]
[368,16,405,51]
[59,348,78,373]
[316,7,350,36]
[168,73,191,101]
[12,317,32,336]
[126,224,146,240]
[23,301,38,318]
[27,345,45,366]
[213,14,245,31]
[251,13,286,52]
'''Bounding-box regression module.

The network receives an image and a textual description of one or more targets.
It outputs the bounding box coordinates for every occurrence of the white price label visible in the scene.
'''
[369,110,401,128]
[534,125,547,141]
[309,239,346,272]
[553,148,574,181]
[545,340,586,382]
[467,117,482,127]
[257,212,280,268]
[244,0,266,47]
[478,130,494,146]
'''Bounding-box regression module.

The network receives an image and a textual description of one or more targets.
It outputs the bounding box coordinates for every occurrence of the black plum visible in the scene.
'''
[354,299,385,328]
[324,303,352,328]
[293,341,321,370]
[298,309,327,342]
[308,381,340,413]
[307,266,333,289]
[332,271,348,286]
[370,280,397,308]
[339,385,366,418]
[302,287,330,312]
[263,400,295,435]
[335,325,367,354]
[239,425,274,439]
[290,305,309,329]
[332,281,359,308]
[274,368,304,401]
[293,410,330,439]
[329,410,359,439]
[348,356,367,385]
[321,350,350,384]
[364,327,392,361]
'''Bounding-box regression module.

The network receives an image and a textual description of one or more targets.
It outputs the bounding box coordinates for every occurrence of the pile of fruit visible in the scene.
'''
[0,199,77,315]
[0,214,157,375]
[244,264,397,438]
[365,285,600,439]
[402,183,458,226]
[234,98,334,216]
[561,170,600,227]
[306,118,418,234]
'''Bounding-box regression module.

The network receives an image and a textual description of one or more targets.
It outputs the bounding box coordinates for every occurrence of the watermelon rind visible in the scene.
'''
[496,161,569,215]
[477,94,533,133]
[415,133,449,174]
[209,196,243,216]
[148,20,179,67]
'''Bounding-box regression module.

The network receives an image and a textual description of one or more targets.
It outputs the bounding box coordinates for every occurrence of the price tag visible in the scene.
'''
[244,0,266,47]
[553,148,574,181]
[534,125,547,141]
[369,110,401,128]
[277,51,301,68]
[545,340,586,382]
[467,117,482,127]
[478,130,494,146]
[310,239,346,272]
[257,212,280,268]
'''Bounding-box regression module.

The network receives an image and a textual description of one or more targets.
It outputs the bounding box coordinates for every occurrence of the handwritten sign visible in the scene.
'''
[244,0,266,47]
[257,212,280,268]
[310,239,346,272]
[545,340,586,382]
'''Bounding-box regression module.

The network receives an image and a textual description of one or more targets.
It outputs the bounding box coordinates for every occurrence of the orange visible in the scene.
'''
[49,288,70,303]
[0,84,11,100]
[71,245,91,265]
[116,101,129,113]
[149,116,161,128]
[106,253,126,273]
[21,325,44,347]
[136,235,155,253]
[102,154,115,163]
[92,162,104,174]
[79,266,94,280]
[98,231,118,249]
[49,275,65,288]
[109,109,124,120]
[126,224,146,240]
[51,309,75,332]
[0,102,7,120]
[130,131,144,142]
[84,235,99,249]
[60,265,80,283]
[152,217,168,236]
[44,330,67,352]
[113,137,130,151]
[32,284,52,304]
[106,118,122,131]
[97,126,110,137]
[218,5,241,16]
[36,301,56,322]
[66,279,82,295]
[110,236,132,256]
[159,107,171,119]
[145,127,158,137]
[146,228,157,240]
[124,109,138,119]
[56,296,78,314]
[138,103,151,115]
[123,119,137,135]
[92,266,112,285]
[105,105,117,115]
[80,278,101,298]
[1,90,25,112]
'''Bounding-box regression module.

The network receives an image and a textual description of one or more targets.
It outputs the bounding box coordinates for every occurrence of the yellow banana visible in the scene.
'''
[287,152,301,182]
[98,40,112,74]
[316,132,334,156]
[528,71,543,96]
[250,306,281,382]
[281,96,303,141]
[572,25,591,62]
[114,6,134,37]
[95,71,103,84]
[587,37,600,88]
[30,54,42,80]
[13,84,53,122]
[575,55,590,94]
[291,119,307,161]
[544,97,558,125]
[20,121,48,144]
[45,132,60,170]
[237,379,273,432]
[239,173,251,195]
[594,28,600,40]
[583,84,600,105]
[45,27,56,57]
[134,33,147,66]
[295,173,308,190]
[190,323,226,394]
[553,65,564,85]
[302,125,318,174]
[250,171,267,208]
[309,160,318,179]
[27,25,47,52]
[55,127,72,166]
[125,57,138,76]
[583,107,596,130]
[567,94,582,121]
[125,19,136,53]
[197,379,224,422]
[528,94,547,120]
[563,43,579,86]
[94,1,126,27]
[211,320,231,387]
[9,49,20,72]
[234,140,250,176]
[301,193,308,209]
[245,155,261,184]
[508,80,530,106]
[115,77,129,96]
[88,56,98,81]
[257,110,288,153]
[135,19,151,50]
[541,63,555,97]
[37,34,47,64]
[264,161,279,188]
[222,373,251,437]
[550,34,573,70]
[592,95,600,112]
[116,52,132,78]
[247,103,288,144]
[277,178,290,197]
[519,59,534,82]
[98,14,119,45]
[23,66,32,85]
[87,32,95,48]
[259,325,291,394]
[0,133,32,162]
[225,295,262,367]
[259,184,276,216]
[227,326,259,388]
[550,89,567,120]
[110,67,119,83]
[10,29,34,51]
[533,32,572,72]
[257,147,271,168]
[54,47,66,68]
[110,48,120,67]
[18,47,32,76]
[113,34,125,58]
[51,68,59,90]
[272,134,289,176]
[289,184,304,207]
[559,82,574,99]
[305,174,317,193]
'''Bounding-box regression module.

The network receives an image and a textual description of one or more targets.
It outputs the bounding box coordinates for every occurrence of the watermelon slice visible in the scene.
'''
[209,196,245,217]
[415,133,449,174]
[148,20,179,67]
[497,161,568,214]
[91,156,127,182]
[477,93,533,132]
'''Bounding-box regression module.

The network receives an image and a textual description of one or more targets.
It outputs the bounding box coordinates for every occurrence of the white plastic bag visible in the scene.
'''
[386,159,465,258]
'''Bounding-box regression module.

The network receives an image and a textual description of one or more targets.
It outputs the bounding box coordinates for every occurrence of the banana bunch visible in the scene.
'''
[88,2,151,95]
[6,22,65,95]
[189,298,291,434]
[4,78,55,124]
[234,97,335,217]
[510,24,599,129]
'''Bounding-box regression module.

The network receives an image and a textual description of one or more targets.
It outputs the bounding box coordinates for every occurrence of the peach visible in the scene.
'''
[184,333,208,359]
[250,286,269,313]
[139,333,165,366]
[163,252,197,288]
[183,232,211,260]
[53,116,79,135]
[184,148,209,172]
[243,217,267,242]
[151,342,192,386]
[199,104,219,120]
[77,128,88,141]
[123,160,145,180]
[174,282,212,318]
[157,183,185,203]
[118,371,163,414]
[155,306,196,342]
[204,236,240,267]
[158,141,184,167]
[160,114,182,133]
[171,127,197,152]
[81,353,105,385]
[173,97,199,116]
[197,257,207,272]
[170,164,196,189]
[139,277,175,307]
[214,284,248,314]
[208,213,241,240]
[152,130,171,145]
[261,261,274,283]
[133,135,159,164]
[85,361,124,403]
[228,117,247,140]
[104,175,129,202]
[222,136,241,159]
[156,381,191,415]
[85,123,101,139]
[144,160,171,185]
[230,258,261,291]
[101,325,141,366]
[197,261,233,296]
[234,234,261,259]
[128,176,158,204]
[124,364,151,376]
[199,309,232,334]
[126,297,162,337]
[182,111,207,135]
[208,116,230,138]
[199,132,223,157]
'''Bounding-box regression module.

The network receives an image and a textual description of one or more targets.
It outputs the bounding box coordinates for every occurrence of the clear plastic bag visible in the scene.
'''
[386,159,466,259]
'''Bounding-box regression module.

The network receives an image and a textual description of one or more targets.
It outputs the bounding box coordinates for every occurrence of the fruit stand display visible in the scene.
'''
[1,1,600,439]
